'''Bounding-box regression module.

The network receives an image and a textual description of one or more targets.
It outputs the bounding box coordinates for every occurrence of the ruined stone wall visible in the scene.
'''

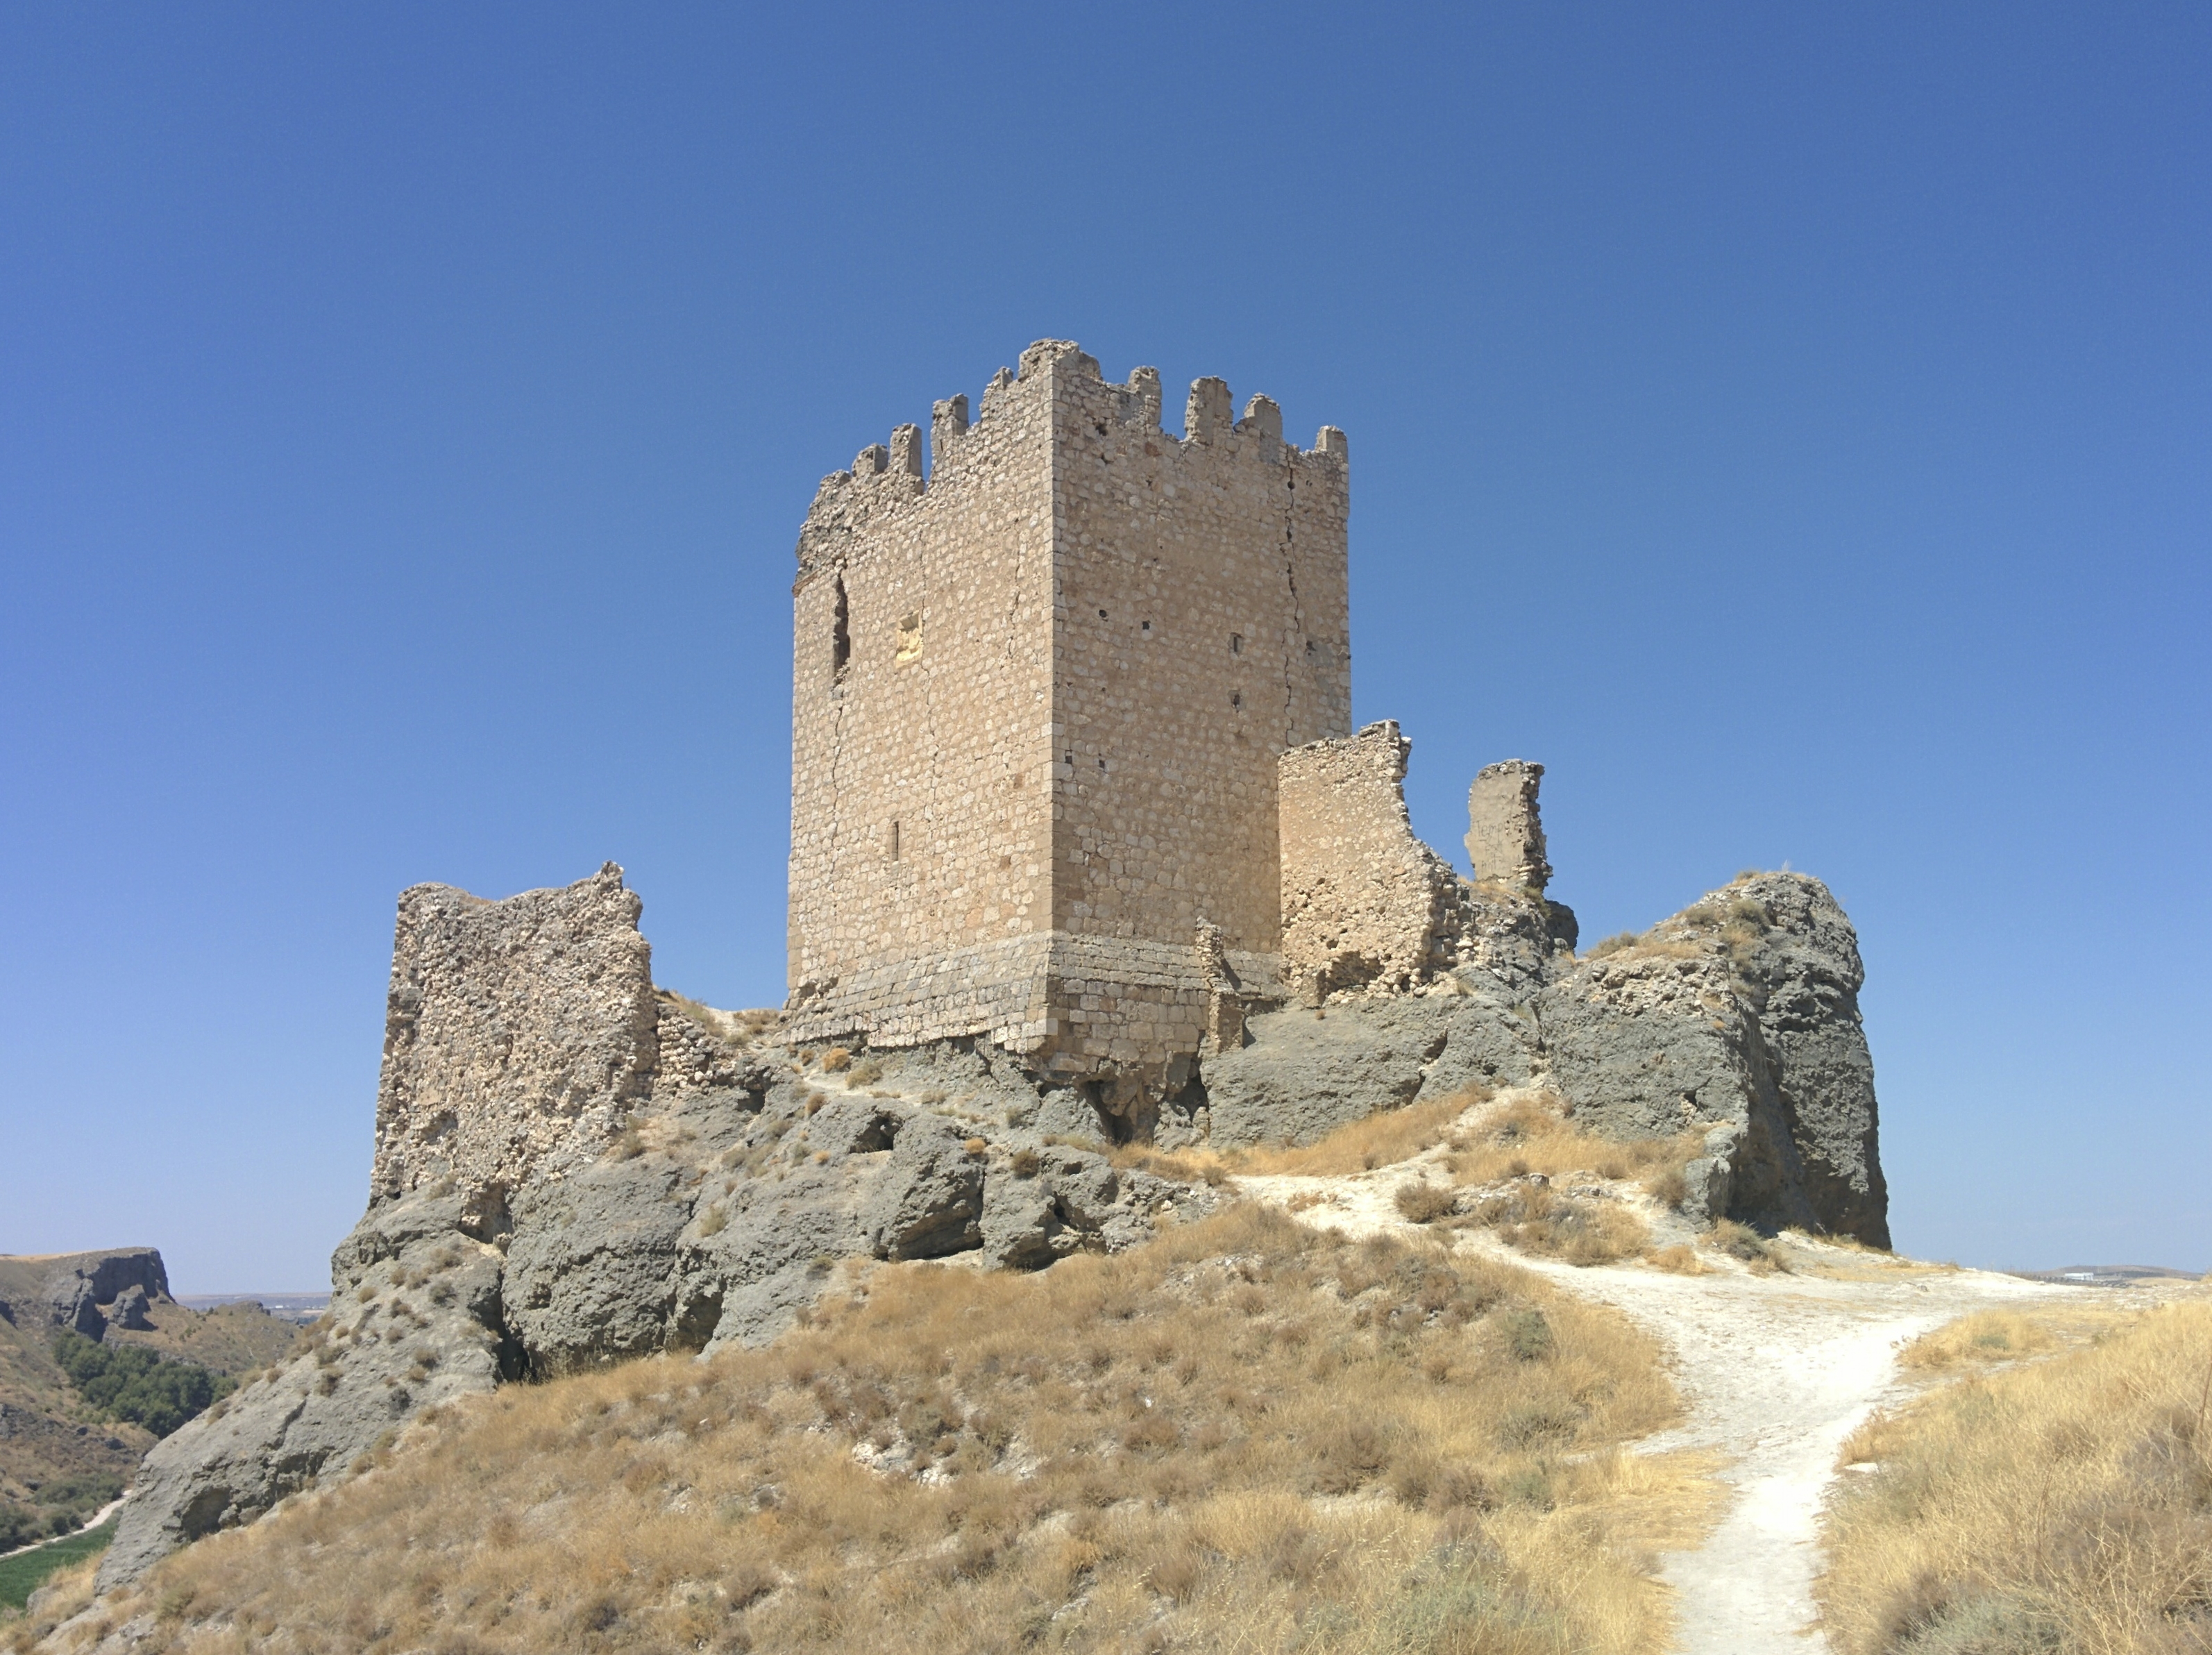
[372,864,658,1209]
[1278,721,1462,1000]
[787,339,1348,1081]
[1465,759,1551,891]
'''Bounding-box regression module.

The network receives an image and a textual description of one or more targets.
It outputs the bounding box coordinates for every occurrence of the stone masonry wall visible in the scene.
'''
[1464,759,1551,891]
[1279,721,1464,1001]
[787,339,1349,1083]
[372,864,658,1212]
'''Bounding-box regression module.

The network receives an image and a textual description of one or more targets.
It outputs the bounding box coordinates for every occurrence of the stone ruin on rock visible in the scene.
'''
[782,340,1886,1245]
[95,339,1893,1591]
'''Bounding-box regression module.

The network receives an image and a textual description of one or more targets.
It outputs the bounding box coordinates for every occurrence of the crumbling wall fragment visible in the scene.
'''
[1465,760,1551,891]
[1278,721,1463,1001]
[371,863,659,1210]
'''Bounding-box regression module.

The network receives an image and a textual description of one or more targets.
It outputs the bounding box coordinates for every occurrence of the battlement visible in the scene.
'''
[795,341,1349,589]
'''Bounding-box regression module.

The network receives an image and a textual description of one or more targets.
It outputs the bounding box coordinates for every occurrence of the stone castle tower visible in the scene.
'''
[786,339,1352,1095]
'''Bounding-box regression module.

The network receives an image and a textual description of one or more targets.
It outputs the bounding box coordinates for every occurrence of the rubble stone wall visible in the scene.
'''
[371,864,658,1207]
[1464,759,1551,891]
[1278,721,1462,1000]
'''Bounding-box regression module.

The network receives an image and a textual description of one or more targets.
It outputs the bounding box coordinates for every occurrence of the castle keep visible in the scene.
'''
[786,339,1355,1091]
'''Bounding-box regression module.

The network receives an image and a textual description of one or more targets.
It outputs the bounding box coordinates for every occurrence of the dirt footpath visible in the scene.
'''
[1236,1159,2062,1655]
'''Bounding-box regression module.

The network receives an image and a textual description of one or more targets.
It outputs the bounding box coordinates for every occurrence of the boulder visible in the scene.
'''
[502,1157,693,1375]
[861,1115,985,1261]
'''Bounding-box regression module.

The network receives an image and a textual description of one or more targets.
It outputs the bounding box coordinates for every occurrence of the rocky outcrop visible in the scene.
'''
[1197,872,1887,1245]
[37,1249,171,1340]
[96,1192,508,1592]
[101,868,1216,1589]
[1538,873,1887,1243]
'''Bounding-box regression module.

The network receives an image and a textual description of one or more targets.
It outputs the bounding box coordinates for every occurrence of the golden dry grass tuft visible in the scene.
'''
[37,1207,1712,1655]
[1442,1095,1700,1202]
[1822,1296,2212,1655]
[1898,1310,2052,1372]
[1109,1089,1487,1188]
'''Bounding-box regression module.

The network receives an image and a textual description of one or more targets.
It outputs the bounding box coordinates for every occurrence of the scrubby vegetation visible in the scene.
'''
[1822,1297,2212,1655]
[49,1333,233,1440]
[0,1475,121,1554]
[38,1207,1711,1654]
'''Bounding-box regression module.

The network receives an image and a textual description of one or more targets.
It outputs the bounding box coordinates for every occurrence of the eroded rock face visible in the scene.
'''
[98,1193,509,1593]
[1195,873,1888,1246]
[38,1249,171,1340]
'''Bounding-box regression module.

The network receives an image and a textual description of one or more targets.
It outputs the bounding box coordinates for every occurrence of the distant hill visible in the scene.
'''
[2010,1264,2204,1286]
[0,1250,296,1550]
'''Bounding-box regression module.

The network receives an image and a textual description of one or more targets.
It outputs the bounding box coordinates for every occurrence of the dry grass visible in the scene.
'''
[1111,1089,1487,1188]
[1464,1184,1651,1268]
[1822,1296,2212,1655]
[1442,1095,1700,1205]
[1899,1310,2054,1372]
[44,1207,1712,1655]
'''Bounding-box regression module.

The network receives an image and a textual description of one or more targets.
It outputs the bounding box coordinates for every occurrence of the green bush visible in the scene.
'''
[51,1331,233,1438]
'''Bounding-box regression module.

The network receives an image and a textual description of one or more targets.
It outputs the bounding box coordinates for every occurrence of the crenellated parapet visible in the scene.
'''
[793,339,1351,600]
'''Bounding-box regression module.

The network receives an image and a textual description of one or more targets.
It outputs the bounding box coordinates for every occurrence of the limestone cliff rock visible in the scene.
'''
[1198,873,1888,1246]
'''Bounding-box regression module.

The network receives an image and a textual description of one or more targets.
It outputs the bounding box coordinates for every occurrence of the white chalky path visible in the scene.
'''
[1237,1152,2063,1654]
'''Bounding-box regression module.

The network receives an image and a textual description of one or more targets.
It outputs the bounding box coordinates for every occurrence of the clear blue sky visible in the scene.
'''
[2,6,2204,1288]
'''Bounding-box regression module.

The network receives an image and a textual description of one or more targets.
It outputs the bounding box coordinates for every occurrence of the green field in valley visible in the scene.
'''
[0,1518,115,1613]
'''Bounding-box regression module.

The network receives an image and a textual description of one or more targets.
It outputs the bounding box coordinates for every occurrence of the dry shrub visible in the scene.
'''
[845,1058,884,1086]
[819,1046,852,1072]
[80,1208,1700,1655]
[1900,1311,2052,1372]
[1646,1244,1707,1276]
[1470,1184,1650,1267]
[1707,1219,1788,1275]
[1822,1299,2212,1655]
[1394,1181,1462,1225]
[1446,1093,1701,1202]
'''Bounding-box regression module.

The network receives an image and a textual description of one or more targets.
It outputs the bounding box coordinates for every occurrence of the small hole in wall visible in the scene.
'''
[1230,633,1243,655]
[1099,609,1108,620]
[999,854,1012,869]
[1306,639,1317,657]
[1231,691,1241,708]
[831,577,852,682]
[1141,620,1151,633]
[888,820,900,861]
[1064,752,1073,768]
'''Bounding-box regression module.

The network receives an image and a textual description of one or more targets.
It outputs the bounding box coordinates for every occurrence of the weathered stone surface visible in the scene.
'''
[861,1115,986,1261]
[1537,873,1888,1244]
[372,863,658,1211]
[1278,722,1466,1003]
[502,1158,693,1375]
[1464,760,1551,891]
[98,1193,506,1592]
[1203,994,1534,1147]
